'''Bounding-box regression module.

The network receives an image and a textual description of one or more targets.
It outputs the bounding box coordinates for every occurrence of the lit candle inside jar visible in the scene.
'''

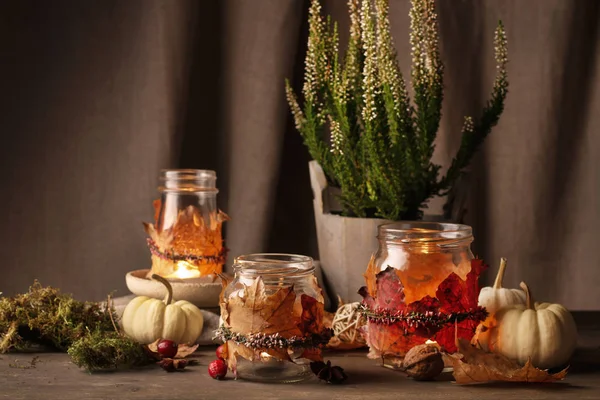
[165,260,201,279]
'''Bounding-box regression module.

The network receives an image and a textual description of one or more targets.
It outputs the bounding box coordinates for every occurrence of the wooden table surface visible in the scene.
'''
[2,312,600,400]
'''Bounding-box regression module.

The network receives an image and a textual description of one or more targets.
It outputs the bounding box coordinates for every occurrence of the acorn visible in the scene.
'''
[401,344,444,381]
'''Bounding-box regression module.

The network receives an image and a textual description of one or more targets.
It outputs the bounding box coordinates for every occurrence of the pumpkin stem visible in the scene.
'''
[492,257,508,289]
[520,281,534,309]
[151,274,174,305]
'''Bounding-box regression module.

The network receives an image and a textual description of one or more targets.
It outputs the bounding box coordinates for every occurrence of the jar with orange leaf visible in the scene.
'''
[144,169,229,280]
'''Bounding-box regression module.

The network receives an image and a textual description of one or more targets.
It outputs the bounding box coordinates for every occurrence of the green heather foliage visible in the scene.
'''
[286,0,508,220]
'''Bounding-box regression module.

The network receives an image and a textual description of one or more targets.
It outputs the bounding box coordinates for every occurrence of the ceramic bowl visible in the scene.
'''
[125,269,222,309]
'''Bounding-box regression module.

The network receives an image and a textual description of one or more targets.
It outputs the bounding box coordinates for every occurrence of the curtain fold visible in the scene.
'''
[1,0,598,310]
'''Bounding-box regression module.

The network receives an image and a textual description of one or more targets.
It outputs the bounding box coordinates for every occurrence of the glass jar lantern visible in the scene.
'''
[359,222,487,367]
[145,169,228,280]
[218,254,329,383]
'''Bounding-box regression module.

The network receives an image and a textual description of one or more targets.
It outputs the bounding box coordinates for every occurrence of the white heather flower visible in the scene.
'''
[342,0,362,104]
[409,0,442,90]
[303,0,325,102]
[375,0,409,115]
[349,0,361,43]
[285,83,306,130]
[494,22,508,69]
[462,116,474,134]
[329,116,344,155]
[361,0,378,122]
[493,21,509,96]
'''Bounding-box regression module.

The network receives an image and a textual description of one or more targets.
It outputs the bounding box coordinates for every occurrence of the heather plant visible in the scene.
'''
[286,0,508,220]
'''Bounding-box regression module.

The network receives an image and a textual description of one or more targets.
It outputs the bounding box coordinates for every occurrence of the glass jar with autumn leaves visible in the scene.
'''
[216,254,331,383]
[359,222,487,368]
[144,169,229,280]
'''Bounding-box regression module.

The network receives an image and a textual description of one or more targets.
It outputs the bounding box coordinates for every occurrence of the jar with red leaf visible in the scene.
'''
[359,222,487,368]
[217,254,331,383]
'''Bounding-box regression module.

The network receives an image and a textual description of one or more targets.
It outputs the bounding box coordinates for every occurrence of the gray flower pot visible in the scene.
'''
[308,161,392,307]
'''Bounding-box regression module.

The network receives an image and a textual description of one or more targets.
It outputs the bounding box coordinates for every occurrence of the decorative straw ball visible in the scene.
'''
[332,302,366,344]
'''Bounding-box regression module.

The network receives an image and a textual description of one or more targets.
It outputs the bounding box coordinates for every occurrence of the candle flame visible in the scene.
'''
[165,260,201,279]
[425,339,440,349]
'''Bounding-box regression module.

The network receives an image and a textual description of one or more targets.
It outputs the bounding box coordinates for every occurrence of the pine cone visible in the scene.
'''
[310,361,347,384]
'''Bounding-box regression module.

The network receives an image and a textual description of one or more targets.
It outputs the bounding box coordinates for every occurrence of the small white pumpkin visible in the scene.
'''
[477,281,577,370]
[122,274,204,344]
[478,258,526,315]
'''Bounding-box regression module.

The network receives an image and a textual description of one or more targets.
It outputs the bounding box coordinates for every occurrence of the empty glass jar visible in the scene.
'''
[218,254,327,383]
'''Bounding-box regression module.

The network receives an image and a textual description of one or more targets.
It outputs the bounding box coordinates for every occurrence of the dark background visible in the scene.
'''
[1,0,599,310]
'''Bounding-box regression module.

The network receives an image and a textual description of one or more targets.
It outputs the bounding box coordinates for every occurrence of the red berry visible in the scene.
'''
[216,344,227,360]
[208,359,227,380]
[157,339,178,358]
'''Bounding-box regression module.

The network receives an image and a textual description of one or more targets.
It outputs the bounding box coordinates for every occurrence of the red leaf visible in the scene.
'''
[408,295,440,314]
[373,267,406,312]
[436,259,488,314]
[436,273,468,313]
[298,294,324,336]
[465,259,487,310]
[433,318,480,353]
[362,322,426,360]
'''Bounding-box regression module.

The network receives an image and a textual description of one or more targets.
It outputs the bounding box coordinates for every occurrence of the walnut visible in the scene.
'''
[402,344,444,381]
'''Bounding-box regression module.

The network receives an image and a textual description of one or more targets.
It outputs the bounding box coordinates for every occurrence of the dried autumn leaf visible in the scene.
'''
[298,294,324,335]
[432,318,480,353]
[436,259,486,314]
[146,339,161,355]
[447,338,568,384]
[362,323,427,364]
[363,255,379,298]
[224,341,293,377]
[225,340,254,376]
[175,343,199,358]
[359,267,407,312]
[226,277,301,337]
[397,252,471,304]
[153,199,161,224]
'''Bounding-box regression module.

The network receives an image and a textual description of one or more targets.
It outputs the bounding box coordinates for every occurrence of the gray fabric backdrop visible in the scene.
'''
[1,0,598,310]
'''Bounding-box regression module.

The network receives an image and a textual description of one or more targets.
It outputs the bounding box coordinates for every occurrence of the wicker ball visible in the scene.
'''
[332,302,366,344]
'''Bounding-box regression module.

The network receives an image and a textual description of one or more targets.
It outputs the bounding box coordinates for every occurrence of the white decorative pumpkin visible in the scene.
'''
[122,274,204,344]
[477,281,577,370]
[478,258,526,315]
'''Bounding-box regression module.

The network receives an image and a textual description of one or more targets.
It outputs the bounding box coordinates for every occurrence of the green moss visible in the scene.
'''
[0,281,114,353]
[1,282,157,372]
[68,330,154,372]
